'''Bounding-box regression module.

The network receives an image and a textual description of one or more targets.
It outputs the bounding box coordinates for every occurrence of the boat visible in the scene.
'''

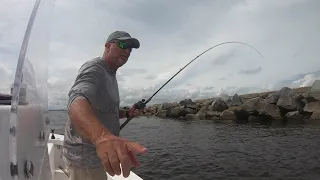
[0,103,143,180]
[0,0,144,179]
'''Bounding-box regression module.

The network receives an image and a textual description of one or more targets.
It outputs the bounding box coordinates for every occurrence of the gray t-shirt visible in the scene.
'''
[62,57,120,168]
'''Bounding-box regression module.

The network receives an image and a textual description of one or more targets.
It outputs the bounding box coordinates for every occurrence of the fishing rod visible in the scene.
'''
[120,41,264,130]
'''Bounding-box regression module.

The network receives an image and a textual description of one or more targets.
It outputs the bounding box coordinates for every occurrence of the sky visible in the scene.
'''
[1,0,320,109]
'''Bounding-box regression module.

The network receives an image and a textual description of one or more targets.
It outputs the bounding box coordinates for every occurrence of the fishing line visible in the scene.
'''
[120,41,265,130]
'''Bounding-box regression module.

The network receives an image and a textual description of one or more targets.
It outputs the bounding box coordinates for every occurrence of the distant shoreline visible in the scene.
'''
[49,87,310,111]
[48,85,320,125]
[141,85,320,125]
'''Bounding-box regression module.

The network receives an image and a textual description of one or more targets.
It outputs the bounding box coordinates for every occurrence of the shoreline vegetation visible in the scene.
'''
[140,81,320,125]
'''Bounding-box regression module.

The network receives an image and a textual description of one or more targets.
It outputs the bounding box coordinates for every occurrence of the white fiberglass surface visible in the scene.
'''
[6,0,55,180]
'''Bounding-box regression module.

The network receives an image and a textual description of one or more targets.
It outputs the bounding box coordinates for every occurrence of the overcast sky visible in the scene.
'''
[1,0,320,109]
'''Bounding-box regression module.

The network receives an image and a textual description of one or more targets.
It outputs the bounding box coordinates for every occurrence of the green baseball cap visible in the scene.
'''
[106,31,140,49]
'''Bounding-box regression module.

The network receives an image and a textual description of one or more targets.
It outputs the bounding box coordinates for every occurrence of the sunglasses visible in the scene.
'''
[110,40,132,49]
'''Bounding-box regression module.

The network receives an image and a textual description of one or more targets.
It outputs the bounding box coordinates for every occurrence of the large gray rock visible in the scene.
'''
[185,107,197,114]
[178,98,198,110]
[179,99,193,106]
[310,112,320,120]
[220,109,236,120]
[156,110,167,118]
[161,102,172,110]
[276,87,299,111]
[308,80,320,100]
[284,111,306,124]
[265,90,281,104]
[185,103,198,110]
[219,109,236,123]
[205,111,221,117]
[168,106,186,118]
[241,97,282,120]
[195,106,208,120]
[230,94,243,106]
[285,111,304,120]
[303,101,320,120]
[294,94,308,113]
[217,93,231,102]
[303,101,320,113]
[211,98,228,112]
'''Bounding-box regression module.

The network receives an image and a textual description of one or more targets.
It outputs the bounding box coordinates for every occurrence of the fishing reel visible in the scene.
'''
[125,99,146,119]
[133,98,146,109]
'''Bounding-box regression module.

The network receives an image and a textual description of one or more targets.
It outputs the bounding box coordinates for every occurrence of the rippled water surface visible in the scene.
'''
[49,111,320,180]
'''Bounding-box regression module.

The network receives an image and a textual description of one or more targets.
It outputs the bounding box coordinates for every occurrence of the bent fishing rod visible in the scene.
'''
[120,41,264,130]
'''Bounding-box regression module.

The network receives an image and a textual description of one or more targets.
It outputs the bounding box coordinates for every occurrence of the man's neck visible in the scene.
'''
[102,55,118,74]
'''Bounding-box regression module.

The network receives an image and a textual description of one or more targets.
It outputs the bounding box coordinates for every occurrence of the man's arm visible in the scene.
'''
[69,98,112,145]
[67,64,111,145]
[119,109,127,119]
[119,108,128,119]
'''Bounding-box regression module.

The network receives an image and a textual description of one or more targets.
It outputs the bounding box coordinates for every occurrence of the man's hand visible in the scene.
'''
[127,107,141,118]
[126,99,146,119]
[95,134,148,177]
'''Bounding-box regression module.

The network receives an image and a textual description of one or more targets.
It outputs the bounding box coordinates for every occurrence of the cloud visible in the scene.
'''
[238,66,262,75]
[145,75,156,81]
[219,77,227,81]
[1,0,320,109]
[291,73,320,88]
[211,50,237,66]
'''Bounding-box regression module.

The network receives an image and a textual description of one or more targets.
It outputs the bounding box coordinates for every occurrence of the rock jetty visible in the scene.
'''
[141,81,320,124]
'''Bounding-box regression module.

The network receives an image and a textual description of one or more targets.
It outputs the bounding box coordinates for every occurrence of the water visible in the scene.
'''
[48,111,320,180]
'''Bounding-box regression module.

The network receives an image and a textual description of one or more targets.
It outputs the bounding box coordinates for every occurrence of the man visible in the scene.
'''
[62,31,148,180]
